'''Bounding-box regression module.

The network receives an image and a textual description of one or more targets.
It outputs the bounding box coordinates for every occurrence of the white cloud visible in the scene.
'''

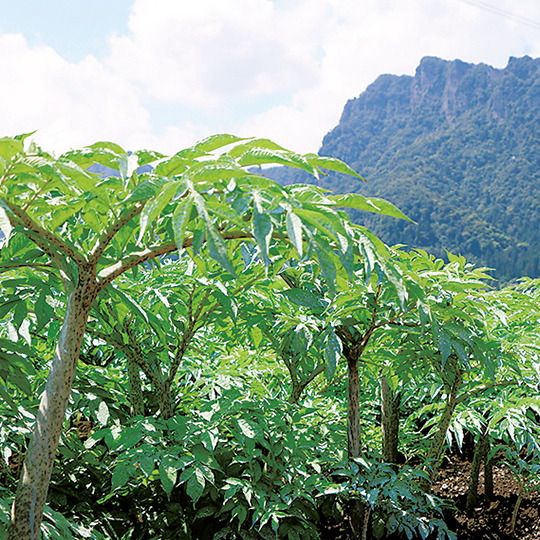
[106,0,323,109]
[2,0,540,156]
[0,33,150,153]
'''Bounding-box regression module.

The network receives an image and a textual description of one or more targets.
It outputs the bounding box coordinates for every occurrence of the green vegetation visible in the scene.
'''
[264,55,540,283]
[0,133,539,540]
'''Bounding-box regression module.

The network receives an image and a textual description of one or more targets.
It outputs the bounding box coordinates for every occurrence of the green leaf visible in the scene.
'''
[324,328,342,380]
[90,141,126,156]
[0,137,24,160]
[193,192,235,274]
[252,207,272,266]
[236,148,316,175]
[186,468,206,503]
[286,210,303,259]
[280,288,323,311]
[111,462,131,491]
[127,175,174,202]
[137,182,178,243]
[118,153,139,187]
[205,199,245,228]
[305,154,365,180]
[172,195,194,252]
[159,463,178,498]
[331,193,414,222]
[237,418,256,439]
[250,327,263,348]
[227,138,287,158]
[133,149,166,167]
[313,237,337,297]
[206,225,236,276]
[96,401,110,425]
[193,134,248,153]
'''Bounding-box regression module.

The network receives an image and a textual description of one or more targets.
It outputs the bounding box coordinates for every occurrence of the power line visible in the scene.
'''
[461,0,540,31]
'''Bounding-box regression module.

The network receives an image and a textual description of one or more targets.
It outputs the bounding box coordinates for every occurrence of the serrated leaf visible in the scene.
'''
[118,153,139,186]
[236,148,316,175]
[332,193,414,222]
[227,138,287,158]
[305,154,365,180]
[90,141,126,156]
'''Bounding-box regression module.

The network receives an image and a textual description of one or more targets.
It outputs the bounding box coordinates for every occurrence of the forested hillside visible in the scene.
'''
[265,55,540,282]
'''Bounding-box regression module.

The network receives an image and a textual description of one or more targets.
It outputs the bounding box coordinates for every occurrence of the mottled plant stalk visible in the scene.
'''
[466,429,489,510]
[126,355,145,417]
[8,273,98,540]
[347,347,370,540]
[420,366,462,493]
[380,374,401,466]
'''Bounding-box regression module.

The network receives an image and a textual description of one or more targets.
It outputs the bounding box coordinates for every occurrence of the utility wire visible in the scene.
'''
[461,0,540,30]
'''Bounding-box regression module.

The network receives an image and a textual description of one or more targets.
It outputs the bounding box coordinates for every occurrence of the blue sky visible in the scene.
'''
[1,0,540,155]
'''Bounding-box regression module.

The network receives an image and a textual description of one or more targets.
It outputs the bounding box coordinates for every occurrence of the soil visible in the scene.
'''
[320,454,540,540]
[433,454,540,540]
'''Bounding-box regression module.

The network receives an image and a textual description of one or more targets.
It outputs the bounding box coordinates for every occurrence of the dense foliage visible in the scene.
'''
[0,133,539,540]
[264,55,540,283]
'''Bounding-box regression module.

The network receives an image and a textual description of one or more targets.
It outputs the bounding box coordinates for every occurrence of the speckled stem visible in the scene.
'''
[8,273,97,540]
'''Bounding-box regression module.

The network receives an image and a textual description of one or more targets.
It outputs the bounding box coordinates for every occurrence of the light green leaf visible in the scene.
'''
[313,238,337,297]
[252,207,272,266]
[206,224,236,276]
[286,210,303,258]
[172,195,194,252]
[0,137,24,160]
[250,327,263,348]
[118,153,139,187]
[126,175,174,202]
[332,193,414,222]
[137,182,178,243]
[192,191,236,274]
[193,134,248,153]
[305,154,365,180]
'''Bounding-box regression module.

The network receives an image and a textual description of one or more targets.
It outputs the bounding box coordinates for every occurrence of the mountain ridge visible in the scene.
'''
[263,55,540,282]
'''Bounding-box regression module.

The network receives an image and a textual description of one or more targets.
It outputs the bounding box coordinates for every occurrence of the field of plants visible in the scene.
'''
[0,133,539,540]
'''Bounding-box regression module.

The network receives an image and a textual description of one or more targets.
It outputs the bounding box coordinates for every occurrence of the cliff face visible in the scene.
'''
[266,56,540,282]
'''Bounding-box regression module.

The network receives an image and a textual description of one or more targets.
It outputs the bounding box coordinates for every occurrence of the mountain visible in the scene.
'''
[264,56,540,282]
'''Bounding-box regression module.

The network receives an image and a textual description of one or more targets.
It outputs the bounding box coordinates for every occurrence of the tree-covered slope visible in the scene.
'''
[265,55,540,282]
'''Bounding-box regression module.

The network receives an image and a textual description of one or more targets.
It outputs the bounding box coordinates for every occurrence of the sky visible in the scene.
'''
[1,0,540,156]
